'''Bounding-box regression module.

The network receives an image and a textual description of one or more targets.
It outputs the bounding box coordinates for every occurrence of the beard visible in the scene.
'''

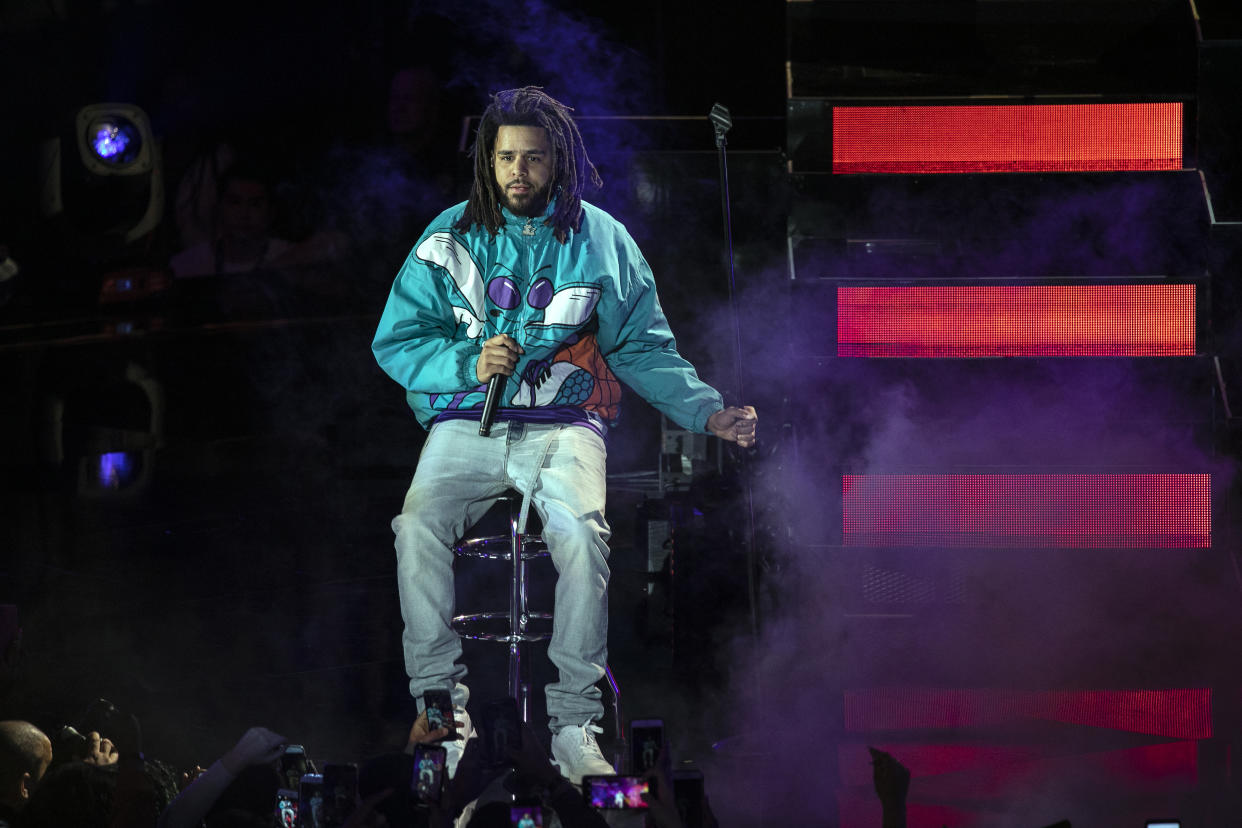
[500,180,551,217]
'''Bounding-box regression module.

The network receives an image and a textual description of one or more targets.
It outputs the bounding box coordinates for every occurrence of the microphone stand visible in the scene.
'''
[710,102,769,827]
[710,103,760,640]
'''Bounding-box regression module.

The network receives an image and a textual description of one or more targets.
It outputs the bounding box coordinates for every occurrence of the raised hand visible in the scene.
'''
[405,710,465,753]
[220,727,287,775]
[81,731,119,766]
[706,406,757,448]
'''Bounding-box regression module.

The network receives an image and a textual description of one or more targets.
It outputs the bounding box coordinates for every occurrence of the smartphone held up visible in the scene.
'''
[411,744,447,804]
[584,774,650,810]
[630,718,664,774]
[423,689,457,738]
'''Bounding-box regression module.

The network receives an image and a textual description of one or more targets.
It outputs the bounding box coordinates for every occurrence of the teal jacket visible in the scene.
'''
[372,198,724,433]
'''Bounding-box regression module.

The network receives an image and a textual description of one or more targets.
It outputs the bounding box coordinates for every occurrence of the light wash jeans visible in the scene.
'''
[391,418,611,730]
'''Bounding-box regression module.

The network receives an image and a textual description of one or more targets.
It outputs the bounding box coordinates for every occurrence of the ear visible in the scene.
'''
[19,770,32,800]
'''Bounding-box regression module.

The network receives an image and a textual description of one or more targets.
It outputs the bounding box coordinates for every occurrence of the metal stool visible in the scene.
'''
[451,491,553,721]
[451,491,625,765]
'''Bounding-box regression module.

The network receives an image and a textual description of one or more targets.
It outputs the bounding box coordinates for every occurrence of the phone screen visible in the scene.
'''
[275,789,298,828]
[630,720,664,774]
[423,689,456,737]
[584,775,649,809]
[673,769,704,827]
[299,773,324,828]
[320,763,358,827]
[280,745,308,791]
[482,697,522,765]
[411,745,447,803]
[509,804,544,827]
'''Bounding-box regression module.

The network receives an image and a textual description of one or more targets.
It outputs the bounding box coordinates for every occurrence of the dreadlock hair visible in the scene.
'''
[454,86,602,245]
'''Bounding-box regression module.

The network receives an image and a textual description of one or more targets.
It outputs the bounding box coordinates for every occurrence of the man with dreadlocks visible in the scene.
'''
[372,87,757,783]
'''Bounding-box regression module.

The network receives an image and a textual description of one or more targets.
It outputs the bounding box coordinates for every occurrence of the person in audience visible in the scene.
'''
[869,746,910,828]
[20,751,177,828]
[0,721,51,826]
[170,161,347,280]
[19,760,119,828]
[170,162,294,278]
[156,726,286,828]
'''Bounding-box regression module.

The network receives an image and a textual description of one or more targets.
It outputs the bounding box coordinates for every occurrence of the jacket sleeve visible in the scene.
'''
[372,243,483,395]
[594,229,724,433]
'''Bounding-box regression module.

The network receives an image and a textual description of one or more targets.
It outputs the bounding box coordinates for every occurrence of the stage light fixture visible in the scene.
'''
[39,102,163,250]
[75,103,154,175]
[85,116,143,168]
[92,451,142,490]
[42,361,164,498]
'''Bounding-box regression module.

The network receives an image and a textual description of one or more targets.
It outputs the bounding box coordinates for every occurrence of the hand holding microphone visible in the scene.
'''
[477,334,524,436]
[707,405,758,448]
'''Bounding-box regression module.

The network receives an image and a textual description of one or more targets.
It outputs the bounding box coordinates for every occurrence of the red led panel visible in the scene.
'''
[836,284,1196,357]
[842,474,1211,548]
[842,687,1212,739]
[838,797,984,828]
[832,103,1184,173]
[839,742,1052,787]
[838,741,1199,796]
[837,741,1198,826]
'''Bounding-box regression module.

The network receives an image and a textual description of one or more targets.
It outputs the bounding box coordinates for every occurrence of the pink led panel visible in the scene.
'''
[837,741,1199,791]
[842,687,1212,739]
[837,741,1199,827]
[832,103,1184,173]
[836,284,1196,357]
[842,474,1211,548]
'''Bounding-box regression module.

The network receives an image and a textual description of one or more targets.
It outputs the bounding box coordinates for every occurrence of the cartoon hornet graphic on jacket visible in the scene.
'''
[414,231,622,421]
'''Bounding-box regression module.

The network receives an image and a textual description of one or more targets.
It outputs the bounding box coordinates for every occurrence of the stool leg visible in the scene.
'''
[509,638,524,720]
[605,663,624,770]
[509,503,529,719]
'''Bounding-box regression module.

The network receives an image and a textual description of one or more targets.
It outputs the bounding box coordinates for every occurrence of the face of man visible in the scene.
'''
[217,178,272,241]
[492,125,553,217]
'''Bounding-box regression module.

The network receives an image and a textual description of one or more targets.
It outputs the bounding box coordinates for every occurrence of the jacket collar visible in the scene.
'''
[500,195,557,228]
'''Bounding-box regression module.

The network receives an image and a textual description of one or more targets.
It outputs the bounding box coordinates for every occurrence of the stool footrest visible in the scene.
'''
[452,611,553,643]
[453,535,549,560]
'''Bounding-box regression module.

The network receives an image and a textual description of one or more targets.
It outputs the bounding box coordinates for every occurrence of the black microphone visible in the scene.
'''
[709,103,732,148]
[479,373,503,436]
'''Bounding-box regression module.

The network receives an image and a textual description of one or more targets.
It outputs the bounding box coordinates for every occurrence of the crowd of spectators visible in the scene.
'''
[0,696,735,828]
[0,661,931,828]
[4,666,1131,828]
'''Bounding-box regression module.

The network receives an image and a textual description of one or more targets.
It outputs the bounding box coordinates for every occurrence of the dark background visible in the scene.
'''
[4,1,1242,825]
[0,0,787,775]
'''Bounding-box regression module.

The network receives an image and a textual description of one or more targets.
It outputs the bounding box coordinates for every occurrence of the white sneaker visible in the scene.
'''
[550,721,614,785]
[443,707,474,778]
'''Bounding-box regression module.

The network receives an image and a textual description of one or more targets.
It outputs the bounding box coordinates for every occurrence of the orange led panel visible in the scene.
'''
[832,103,1184,173]
[841,473,1211,548]
[836,284,1196,357]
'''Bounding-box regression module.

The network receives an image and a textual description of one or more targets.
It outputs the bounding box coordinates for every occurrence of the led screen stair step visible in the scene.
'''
[832,686,1219,827]
[786,170,1209,281]
[788,98,1192,176]
[785,0,1197,99]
